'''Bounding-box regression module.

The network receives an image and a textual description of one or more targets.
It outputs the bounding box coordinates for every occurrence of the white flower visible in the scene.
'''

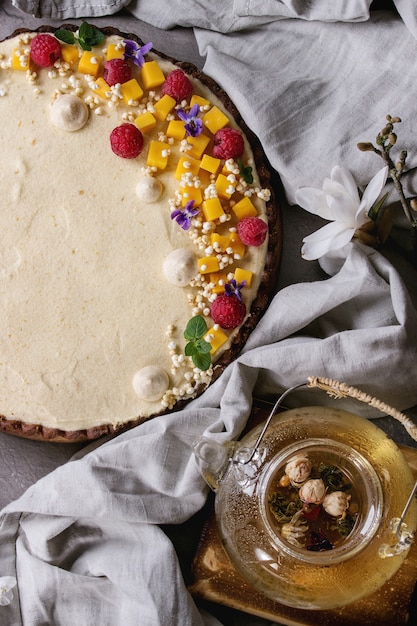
[0,576,17,607]
[295,165,388,260]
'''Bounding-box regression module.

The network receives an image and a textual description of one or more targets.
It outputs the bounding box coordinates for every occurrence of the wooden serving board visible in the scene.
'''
[189,411,417,626]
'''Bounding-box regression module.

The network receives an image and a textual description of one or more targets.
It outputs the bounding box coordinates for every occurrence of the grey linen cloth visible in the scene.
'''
[2,2,417,625]
[1,241,417,625]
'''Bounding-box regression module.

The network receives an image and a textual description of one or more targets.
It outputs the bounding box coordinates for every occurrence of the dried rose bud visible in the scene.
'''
[322,491,351,519]
[299,478,326,505]
[285,456,312,486]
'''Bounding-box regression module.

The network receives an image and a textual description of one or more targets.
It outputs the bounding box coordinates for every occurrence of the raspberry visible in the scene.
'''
[161,69,193,103]
[30,33,61,68]
[237,217,268,247]
[212,127,244,160]
[110,123,144,159]
[210,294,246,329]
[103,58,132,86]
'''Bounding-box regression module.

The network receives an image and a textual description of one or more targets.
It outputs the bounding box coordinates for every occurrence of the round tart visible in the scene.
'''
[0,25,281,441]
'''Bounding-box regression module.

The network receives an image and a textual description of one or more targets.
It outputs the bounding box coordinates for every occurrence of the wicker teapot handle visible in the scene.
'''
[307,376,417,443]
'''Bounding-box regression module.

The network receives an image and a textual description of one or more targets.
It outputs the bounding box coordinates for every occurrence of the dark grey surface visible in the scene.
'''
[0,4,416,625]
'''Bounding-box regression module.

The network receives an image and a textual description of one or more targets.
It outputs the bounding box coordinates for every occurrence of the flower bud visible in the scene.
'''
[357,142,375,152]
[388,133,397,145]
[322,491,351,519]
[285,455,312,486]
[299,478,326,505]
[381,124,393,137]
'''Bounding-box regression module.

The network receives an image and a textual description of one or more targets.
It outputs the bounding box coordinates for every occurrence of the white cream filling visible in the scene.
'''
[0,33,268,431]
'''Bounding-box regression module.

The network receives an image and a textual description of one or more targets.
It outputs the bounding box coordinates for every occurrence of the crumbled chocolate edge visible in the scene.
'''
[0,25,283,442]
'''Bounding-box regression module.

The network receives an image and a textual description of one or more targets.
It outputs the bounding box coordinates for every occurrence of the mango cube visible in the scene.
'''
[106,42,124,60]
[186,133,211,159]
[180,185,203,207]
[92,77,111,99]
[231,197,258,219]
[175,156,201,180]
[210,233,230,252]
[209,271,228,294]
[60,43,79,66]
[234,267,253,288]
[200,154,221,175]
[134,111,157,133]
[154,94,176,121]
[166,120,186,140]
[215,173,236,199]
[78,51,102,77]
[141,60,165,89]
[202,106,229,134]
[121,78,144,104]
[198,256,220,274]
[228,232,245,259]
[146,140,171,169]
[190,94,211,109]
[11,48,30,71]
[202,198,225,222]
[205,326,228,353]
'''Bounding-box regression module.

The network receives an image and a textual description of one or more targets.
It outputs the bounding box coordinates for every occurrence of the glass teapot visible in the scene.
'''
[193,377,417,610]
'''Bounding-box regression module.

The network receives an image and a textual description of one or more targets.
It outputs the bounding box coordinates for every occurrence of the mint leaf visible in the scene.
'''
[58,22,105,51]
[192,352,211,371]
[195,338,212,354]
[78,22,94,42]
[184,342,198,357]
[184,315,207,341]
[55,29,76,45]
[78,22,105,51]
[183,316,212,371]
[238,158,254,185]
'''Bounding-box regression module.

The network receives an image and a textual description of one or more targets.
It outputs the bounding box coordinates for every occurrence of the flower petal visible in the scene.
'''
[330,166,360,205]
[327,226,356,251]
[189,103,200,117]
[323,179,357,221]
[176,108,188,122]
[302,222,355,260]
[294,187,333,220]
[302,220,346,243]
[302,237,335,260]
[140,42,153,56]
[0,576,16,590]
[357,165,389,218]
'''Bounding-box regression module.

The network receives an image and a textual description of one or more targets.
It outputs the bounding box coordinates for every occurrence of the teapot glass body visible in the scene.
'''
[197,406,417,610]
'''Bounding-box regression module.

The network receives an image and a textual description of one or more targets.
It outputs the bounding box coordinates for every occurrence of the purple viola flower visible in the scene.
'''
[177,104,203,137]
[171,200,199,230]
[224,278,246,301]
[123,40,153,67]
